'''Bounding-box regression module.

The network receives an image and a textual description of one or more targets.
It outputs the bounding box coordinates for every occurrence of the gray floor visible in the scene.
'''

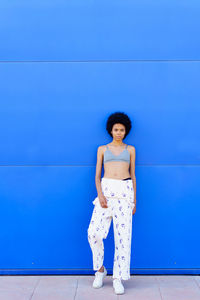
[0,275,200,300]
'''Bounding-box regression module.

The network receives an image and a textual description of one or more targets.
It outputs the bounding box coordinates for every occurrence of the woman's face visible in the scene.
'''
[111,123,126,141]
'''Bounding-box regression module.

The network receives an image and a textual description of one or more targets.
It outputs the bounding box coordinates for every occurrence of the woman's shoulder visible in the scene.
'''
[126,144,136,153]
[97,144,108,153]
[127,144,135,149]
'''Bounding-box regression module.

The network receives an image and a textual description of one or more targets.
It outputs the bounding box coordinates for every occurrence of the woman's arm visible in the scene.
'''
[130,146,136,214]
[95,146,104,197]
[94,146,108,208]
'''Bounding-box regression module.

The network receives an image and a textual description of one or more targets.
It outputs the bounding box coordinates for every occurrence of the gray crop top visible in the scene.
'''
[103,144,130,164]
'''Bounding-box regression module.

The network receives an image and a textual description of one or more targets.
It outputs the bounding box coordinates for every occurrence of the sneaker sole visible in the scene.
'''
[113,289,125,295]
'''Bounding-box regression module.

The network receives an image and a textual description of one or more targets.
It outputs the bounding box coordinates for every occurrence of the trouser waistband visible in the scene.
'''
[101,177,132,182]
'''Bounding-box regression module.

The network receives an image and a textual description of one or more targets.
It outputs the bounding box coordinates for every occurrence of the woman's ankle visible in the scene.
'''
[98,265,104,272]
[113,278,121,282]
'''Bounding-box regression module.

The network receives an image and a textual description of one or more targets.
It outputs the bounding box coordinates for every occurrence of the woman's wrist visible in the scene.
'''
[98,191,103,197]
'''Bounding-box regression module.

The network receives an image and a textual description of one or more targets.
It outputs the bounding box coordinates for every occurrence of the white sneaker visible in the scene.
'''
[113,278,125,294]
[92,267,107,288]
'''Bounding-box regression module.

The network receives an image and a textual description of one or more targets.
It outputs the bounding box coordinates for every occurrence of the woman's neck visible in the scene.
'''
[110,140,125,146]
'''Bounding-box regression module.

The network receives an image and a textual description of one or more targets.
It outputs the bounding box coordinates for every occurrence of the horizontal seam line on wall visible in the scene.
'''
[0,60,200,63]
[0,164,199,167]
[0,268,199,270]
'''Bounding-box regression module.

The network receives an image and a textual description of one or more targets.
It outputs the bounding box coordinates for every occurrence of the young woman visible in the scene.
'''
[87,112,136,295]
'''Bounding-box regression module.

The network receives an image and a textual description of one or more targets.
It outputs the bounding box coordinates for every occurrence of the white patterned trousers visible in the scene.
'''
[87,177,135,280]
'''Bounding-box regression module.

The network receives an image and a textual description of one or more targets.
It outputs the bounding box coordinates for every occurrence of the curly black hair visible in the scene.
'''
[106,111,132,139]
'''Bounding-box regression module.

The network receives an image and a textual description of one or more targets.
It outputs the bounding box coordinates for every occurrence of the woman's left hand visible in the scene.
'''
[132,204,136,215]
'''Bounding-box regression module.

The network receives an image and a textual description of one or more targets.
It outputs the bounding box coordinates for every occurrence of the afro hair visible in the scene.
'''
[106,111,132,139]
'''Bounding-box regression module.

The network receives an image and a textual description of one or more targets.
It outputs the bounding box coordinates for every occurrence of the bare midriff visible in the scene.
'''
[103,161,131,180]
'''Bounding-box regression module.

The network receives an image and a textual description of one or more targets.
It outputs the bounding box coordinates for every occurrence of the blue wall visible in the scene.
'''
[0,0,199,275]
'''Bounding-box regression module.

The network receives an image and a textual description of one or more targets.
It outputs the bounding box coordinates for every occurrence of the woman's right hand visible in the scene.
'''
[98,194,108,208]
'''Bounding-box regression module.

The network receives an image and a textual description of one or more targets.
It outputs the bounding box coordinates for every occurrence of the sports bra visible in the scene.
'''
[103,144,130,164]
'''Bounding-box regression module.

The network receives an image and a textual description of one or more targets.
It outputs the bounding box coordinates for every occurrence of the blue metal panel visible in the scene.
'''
[0,1,199,60]
[0,166,96,269]
[0,166,199,274]
[0,62,199,165]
